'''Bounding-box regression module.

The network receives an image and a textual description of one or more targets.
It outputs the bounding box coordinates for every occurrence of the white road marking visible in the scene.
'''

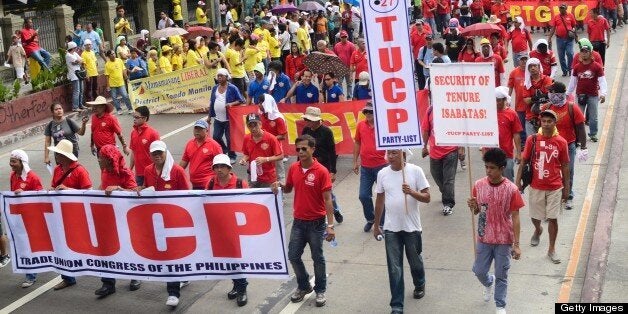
[0,276,62,314]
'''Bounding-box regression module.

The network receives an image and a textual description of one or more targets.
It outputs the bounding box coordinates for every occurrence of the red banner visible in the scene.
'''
[505,0,598,26]
[228,91,430,156]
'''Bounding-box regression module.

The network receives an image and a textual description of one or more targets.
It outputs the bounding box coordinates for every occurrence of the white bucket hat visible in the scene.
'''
[48,139,77,161]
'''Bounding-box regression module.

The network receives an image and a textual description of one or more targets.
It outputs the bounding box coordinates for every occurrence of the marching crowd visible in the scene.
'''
[0,0,623,313]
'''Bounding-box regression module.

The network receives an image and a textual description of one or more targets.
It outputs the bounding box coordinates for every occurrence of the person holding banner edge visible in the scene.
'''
[492,86,523,183]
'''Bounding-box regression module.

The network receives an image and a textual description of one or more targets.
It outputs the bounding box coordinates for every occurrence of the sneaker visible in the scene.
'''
[315,292,326,307]
[117,110,124,115]
[72,108,82,112]
[548,252,561,264]
[21,279,36,288]
[530,226,542,246]
[483,274,495,302]
[166,296,179,307]
[180,281,190,288]
[413,284,425,299]
[0,255,10,268]
[334,211,344,224]
[590,135,598,142]
[127,110,133,115]
[290,287,313,303]
[460,161,467,171]
[565,199,573,210]
[363,221,374,232]
[442,206,453,216]
[496,307,507,314]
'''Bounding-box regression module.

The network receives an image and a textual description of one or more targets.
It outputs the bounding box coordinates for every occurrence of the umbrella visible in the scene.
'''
[343,0,360,7]
[184,26,214,39]
[271,3,298,14]
[151,27,188,39]
[298,1,325,11]
[460,23,502,38]
[304,52,349,77]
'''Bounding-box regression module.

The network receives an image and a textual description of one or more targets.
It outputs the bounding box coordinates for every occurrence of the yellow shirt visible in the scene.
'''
[244,47,259,72]
[169,35,183,48]
[81,50,98,77]
[104,58,126,87]
[173,4,183,21]
[185,50,201,68]
[171,53,183,71]
[159,56,172,73]
[225,48,245,78]
[198,46,209,60]
[206,51,224,87]
[114,18,131,37]
[230,9,238,22]
[296,27,310,52]
[268,35,281,59]
[256,40,269,61]
[116,45,130,60]
[148,58,158,76]
[196,7,207,24]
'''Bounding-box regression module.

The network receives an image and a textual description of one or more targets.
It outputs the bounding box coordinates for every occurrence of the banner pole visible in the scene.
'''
[467,146,477,256]
[402,160,408,214]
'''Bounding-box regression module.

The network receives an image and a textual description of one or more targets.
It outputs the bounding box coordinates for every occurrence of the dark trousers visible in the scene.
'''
[415,60,426,90]
[429,150,458,208]
[167,282,181,297]
[85,76,98,102]
[591,41,606,65]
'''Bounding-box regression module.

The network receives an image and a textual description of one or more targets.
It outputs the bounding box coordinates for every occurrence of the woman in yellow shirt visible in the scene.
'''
[81,39,99,101]
[196,1,208,25]
[205,42,228,87]
[243,35,261,78]
[267,29,281,61]
[147,49,158,76]
[196,36,209,60]
[115,36,130,60]
[170,44,183,71]
[159,45,173,74]
[185,39,203,68]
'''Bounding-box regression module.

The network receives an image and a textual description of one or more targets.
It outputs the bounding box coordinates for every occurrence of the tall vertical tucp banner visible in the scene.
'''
[361,0,423,150]
[429,63,499,147]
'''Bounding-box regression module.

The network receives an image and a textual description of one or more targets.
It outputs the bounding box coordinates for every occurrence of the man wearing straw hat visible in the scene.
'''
[86,96,129,156]
[373,148,430,314]
[48,139,93,290]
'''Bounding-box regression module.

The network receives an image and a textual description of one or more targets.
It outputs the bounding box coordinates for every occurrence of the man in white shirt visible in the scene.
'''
[157,11,174,30]
[374,149,430,314]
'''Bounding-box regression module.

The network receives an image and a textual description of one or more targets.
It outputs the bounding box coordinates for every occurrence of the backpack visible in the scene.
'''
[207,177,243,189]
[460,0,470,15]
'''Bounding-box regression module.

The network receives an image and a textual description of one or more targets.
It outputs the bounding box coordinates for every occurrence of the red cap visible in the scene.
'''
[339,30,348,37]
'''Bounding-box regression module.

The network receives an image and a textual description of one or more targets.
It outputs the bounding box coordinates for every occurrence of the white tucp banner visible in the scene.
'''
[361,0,423,150]
[429,63,499,147]
[1,189,289,282]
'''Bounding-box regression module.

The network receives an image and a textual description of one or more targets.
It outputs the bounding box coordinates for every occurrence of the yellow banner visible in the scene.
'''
[128,66,211,114]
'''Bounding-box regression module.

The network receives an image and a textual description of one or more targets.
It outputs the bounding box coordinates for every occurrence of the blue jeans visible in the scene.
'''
[71,79,84,110]
[460,16,472,27]
[517,111,527,145]
[472,242,511,308]
[568,142,576,199]
[110,86,133,111]
[62,275,76,284]
[288,218,327,293]
[30,48,52,70]
[135,175,145,187]
[331,192,341,215]
[555,37,574,74]
[359,164,386,222]
[26,273,37,281]
[603,7,618,29]
[385,230,425,312]
[212,119,236,159]
[505,158,515,183]
[429,150,458,208]
[424,17,437,36]
[579,95,599,136]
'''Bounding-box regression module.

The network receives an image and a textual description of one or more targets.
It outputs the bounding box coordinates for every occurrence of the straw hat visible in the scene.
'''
[86,96,114,112]
[486,15,501,24]
[48,139,77,161]
[302,107,322,121]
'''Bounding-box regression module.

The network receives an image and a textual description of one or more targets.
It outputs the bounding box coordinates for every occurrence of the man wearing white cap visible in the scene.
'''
[81,38,99,102]
[179,119,223,189]
[66,41,85,112]
[210,68,245,163]
[247,63,271,105]
[492,86,523,182]
[196,1,208,26]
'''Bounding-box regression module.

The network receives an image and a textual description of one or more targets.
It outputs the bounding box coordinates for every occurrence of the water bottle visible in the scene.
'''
[376,234,384,241]
[323,231,338,247]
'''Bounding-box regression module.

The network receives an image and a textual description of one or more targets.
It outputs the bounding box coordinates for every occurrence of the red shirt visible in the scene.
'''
[540,102,585,144]
[522,75,553,120]
[423,0,436,18]
[475,54,504,86]
[507,29,531,53]
[51,162,92,189]
[421,109,458,159]
[350,50,368,79]
[10,171,44,191]
[284,54,306,81]
[586,17,610,42]
[91,113,122,149]
[242,131,283,183]
[458,50,479,62]
[261,115,288,138]
[522,134,569,191]
[354,120,387,168]
[410,27,431,59]
[182,137,224,188]
[491,4,509,24]
[286,159,332,221]
[550,13,576,38]
[529,50,557,77]
[472,177,525,244]
[144,164,190,191]
[573,50,603,68]
[496,107,523,158]
[100,169,137,190]
[470,1,484,17]
[603,0,617,9]
[492,43,508,61]
[130,124,160,176]
[206,173,249,190]
[437,0,451,14]
[19,28,40,56]
[507,67,527,112]
[572,61,605,96]
[333,41,356,66]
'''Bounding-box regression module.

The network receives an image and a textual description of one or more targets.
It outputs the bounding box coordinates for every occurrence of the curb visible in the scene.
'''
[0,112,81,149]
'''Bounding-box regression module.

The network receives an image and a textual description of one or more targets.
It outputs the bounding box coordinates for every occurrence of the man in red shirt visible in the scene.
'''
[349,38,368,85]
[586,8,612,64]
[129,106,160,187]
[548,4,577,76]
[475,38,505,87]
[601,0,619,30]
[256,94,288,180]
[567,45,608,143]
[352,102,388,232]
[19,18,52,70]
[48,139,93,290]
[435,0,451,34]
[572,38,603,69]
[411,20,433,89]
[529,39,558,79]
[490,33,508,63]
[271,134,336,307]
[332,31,355,100]
[492,87,523,182]
[206,154,250,307]
[522,57,553,137]
[508,54,529,145]
[179,119,223,189]
[86,96,128,155]
[515,110,570,264]
[239,113,284,188]
[143,140,190,308]
[422,0,438,35]
[506,17,532,62]
[491,0,509,29]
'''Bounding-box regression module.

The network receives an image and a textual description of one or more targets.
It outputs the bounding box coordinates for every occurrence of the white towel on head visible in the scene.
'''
[495,86,511,104]
[524,58,543,89]
[261,94,285,121]
[10,149,31,181]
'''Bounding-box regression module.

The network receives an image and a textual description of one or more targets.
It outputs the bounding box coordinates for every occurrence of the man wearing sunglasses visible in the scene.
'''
[239,113,284,187]
[129,106,160,187]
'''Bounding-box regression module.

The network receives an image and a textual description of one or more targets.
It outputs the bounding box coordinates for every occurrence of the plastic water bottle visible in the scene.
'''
[323,232,338,247]
[376,234,384,241]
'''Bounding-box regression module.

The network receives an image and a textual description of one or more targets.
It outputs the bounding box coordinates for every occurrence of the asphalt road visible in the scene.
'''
[0,29,626,314]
